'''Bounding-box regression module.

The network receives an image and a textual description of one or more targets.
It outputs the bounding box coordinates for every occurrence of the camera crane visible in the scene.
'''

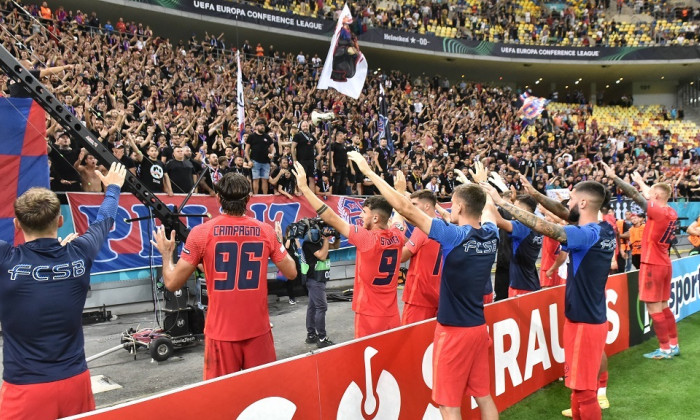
[0,44,215,361]
[0,44,190,242]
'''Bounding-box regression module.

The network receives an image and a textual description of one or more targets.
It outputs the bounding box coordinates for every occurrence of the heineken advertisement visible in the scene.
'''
[135,0,700,62]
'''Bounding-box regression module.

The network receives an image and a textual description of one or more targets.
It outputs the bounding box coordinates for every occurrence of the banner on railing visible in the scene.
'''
[70,273,632,420]
[670,255,700,321]
[66,194,366,274]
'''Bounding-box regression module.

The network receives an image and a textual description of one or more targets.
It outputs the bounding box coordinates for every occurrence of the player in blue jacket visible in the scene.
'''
[0,162,126,420]
[483,180,614,420]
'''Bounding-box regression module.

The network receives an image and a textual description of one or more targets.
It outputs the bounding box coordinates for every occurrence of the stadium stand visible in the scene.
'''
[0,0,698,202]
[233,0,699,46]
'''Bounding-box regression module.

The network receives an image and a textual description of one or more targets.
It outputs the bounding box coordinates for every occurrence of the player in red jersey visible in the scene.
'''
[541,235,567,287]
[401,190,442,325]
[538,206,568,287]
[293,161,405,338]
[152,173,297,379]
[603,163,679,359]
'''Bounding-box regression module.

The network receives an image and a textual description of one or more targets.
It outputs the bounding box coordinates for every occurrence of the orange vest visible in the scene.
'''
[255,46,264,57]
[617,219,629,252]
[629,224,645,255]
[689,217,700,247]
[40,6,52,19]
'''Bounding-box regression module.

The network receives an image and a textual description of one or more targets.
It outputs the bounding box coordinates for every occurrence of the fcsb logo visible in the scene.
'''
[338,197,364,227]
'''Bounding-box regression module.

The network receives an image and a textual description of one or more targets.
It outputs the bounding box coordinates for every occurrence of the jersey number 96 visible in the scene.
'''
[214,242,264,290]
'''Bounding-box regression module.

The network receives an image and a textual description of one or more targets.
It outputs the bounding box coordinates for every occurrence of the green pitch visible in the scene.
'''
[501,312,700,419]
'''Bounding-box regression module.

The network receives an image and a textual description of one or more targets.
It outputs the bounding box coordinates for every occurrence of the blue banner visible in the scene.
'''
[670,255,700,321]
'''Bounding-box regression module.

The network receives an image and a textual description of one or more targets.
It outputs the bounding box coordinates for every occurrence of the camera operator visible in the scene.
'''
[275,221,302,305]
[302,224,338,348]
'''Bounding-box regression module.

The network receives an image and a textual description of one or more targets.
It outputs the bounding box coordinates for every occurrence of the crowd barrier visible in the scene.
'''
[69,256,700,419]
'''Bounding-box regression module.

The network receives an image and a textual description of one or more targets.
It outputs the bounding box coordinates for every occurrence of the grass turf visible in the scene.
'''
[501,312,700,419]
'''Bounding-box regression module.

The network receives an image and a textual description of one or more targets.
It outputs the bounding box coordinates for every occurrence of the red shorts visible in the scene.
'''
[540,270,564,287]
[639,262,672,303]
[204,331,276,380]
[354,312,400,338]
[508,287,534,298]
[432,323,491,407]
[401,303,437,325]
[564,320,607,391]
[0,369,94,420]
[483,293,494,305]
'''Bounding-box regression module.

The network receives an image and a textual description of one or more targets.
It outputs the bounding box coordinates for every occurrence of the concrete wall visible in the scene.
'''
[632,81,678,108]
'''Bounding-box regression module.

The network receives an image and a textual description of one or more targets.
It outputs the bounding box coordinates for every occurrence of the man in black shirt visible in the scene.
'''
[330,131,349,195]
[494,204,514,301]
[229,156,252,184]
[374,138,392,182]
[48,132,81,192]
[347,134,364,195]
[245,120,274,194]
[9,61,74,98]
[292,121,319,191]
[270,159,296,198]
[164,146,196,194]
[132,143,173,195]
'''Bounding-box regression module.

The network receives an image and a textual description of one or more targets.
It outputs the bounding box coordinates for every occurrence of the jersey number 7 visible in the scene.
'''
[214,242,264,290]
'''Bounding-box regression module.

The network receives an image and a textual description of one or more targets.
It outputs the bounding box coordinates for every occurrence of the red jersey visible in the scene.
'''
[642,201,678,266]
[540,235,560,272]
[348,225,405,317]
[602,213,619,254]
[403,228,441,309]
[181,215,287,341]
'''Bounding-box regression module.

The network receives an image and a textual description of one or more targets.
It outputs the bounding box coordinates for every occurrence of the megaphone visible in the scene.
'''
[311,110,336,126]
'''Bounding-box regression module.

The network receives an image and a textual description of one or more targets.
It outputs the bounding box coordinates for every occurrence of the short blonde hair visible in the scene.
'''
[652,183,672,200]
[14,188,61,233]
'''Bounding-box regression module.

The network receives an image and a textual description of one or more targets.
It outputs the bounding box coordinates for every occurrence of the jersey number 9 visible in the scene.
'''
[372,248,399,286]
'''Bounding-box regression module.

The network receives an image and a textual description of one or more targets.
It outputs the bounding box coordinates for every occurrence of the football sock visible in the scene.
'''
[662,307,678,347]
[574,390,601,420]
[597,371,608,395]
[571,391,580,420]
[650,312,670,351]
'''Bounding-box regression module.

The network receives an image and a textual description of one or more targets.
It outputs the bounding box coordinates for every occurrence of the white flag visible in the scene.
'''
[317,4,367,100]
[236,51,245,151]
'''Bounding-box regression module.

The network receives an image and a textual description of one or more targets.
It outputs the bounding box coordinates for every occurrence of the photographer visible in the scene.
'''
[302,223,337,348]
[275,221,302,305]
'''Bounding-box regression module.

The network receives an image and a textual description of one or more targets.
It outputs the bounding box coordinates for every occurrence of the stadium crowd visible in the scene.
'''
[0,0,699,203]
[0,3,694,418]
[252,0,700,46]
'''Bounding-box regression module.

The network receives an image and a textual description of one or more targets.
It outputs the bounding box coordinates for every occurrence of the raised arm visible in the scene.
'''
[151,227,197,291]
[348,151,433,235]
[519,174,571,221]
[602,162,647,210]
[482,182,567,243]
[293,162,351,238]
[687,219,700,236]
